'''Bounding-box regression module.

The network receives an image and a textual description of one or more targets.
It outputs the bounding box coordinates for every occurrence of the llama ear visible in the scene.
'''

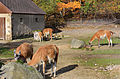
[18,51,21,55]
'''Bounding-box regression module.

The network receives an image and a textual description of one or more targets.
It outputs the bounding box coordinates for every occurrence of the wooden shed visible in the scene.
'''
[0,0,46,40]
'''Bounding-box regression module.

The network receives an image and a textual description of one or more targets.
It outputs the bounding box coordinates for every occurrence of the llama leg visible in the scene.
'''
[37,64,41,72]
[43,61,46,78]
[110,38,112,47]
[45,33,47,38]
[50,33,52,41]
[98,39,101,48]
[41,36,43,42]
[106,34,111,47]
[107,39,110,47]
[50,62,53,77]
[40,38,41,42]
[53,62,57,77]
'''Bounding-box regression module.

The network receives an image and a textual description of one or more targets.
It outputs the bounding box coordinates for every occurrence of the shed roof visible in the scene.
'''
[0,0,46,14]
[0,2,12,13]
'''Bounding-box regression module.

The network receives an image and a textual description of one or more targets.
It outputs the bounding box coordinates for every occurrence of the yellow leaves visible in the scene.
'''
[69,1,81,9]
[57,1,81,11]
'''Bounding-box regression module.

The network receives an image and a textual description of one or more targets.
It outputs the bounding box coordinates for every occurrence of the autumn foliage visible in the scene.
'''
[33,0,120,27]
[57,1,81,16]
[57,1,81,11]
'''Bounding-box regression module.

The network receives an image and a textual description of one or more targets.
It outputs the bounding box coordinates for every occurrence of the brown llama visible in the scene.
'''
[14,43,33,63]
[89,30,114,48]
[28,44,59,78]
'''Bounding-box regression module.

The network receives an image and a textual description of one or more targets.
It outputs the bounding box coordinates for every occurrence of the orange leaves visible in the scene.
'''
[57,1,81,11]
[68,1,81,10]
[57,3,66,8]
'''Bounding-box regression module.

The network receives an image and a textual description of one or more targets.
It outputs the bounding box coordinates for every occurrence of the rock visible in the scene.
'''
[0,62,43,79]
[71,38,85,48]
[106,65,120,71]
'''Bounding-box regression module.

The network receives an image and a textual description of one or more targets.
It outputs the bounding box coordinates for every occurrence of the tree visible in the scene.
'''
[57,1,81,17]
[32,0,61,14]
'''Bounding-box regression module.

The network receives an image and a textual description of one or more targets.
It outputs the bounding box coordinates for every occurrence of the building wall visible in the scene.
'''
[0,13,12,40]
[11,13,45,38]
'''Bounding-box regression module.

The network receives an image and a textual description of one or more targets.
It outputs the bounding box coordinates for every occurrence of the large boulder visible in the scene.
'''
[71,38,86,48]
[0,62,43,79]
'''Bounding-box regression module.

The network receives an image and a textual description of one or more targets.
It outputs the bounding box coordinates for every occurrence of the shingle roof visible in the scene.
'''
[0,0,46,14]
[0,2,12,13]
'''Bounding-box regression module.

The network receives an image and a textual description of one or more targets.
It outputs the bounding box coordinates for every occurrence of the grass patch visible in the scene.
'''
[78,36,120,45]
[0,48,14,58]
[16,60,24,64]
[75,48,120,68]
[86,49,120,55]
[75,56,120,67]
[82,58,120,67]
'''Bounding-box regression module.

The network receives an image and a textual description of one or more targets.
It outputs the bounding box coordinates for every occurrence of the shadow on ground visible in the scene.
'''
[100,43,118,47]
[45,64,78,79]
[0,39,33,49]
[56,64,78,76]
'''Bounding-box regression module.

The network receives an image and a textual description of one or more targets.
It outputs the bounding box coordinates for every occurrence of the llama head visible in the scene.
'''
[88,41,92,47]
[14,50,21,61]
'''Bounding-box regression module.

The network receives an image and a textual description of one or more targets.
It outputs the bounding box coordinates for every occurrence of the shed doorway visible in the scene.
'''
[0,17,5,40]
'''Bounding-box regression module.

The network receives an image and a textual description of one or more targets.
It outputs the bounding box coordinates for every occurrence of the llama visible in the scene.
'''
[38,31,43,42]
[28,44,59,78]
[14,43,33,63]
[34,31,43,42]
[89,30,114,48]
[42,28,53,41]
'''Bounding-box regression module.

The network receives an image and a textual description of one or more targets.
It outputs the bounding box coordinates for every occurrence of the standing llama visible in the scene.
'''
[89,30,114,48]
[28,44,59,78]
[14,43,33,63]
[42,28,53,41]
[34,31,43,42]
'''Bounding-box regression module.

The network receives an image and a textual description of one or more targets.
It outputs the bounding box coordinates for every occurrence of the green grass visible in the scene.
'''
[78,36,120,45]
[0,48,14,58]
[74,38,120,67]
[16,60,24,64]
[82,58,120,67]
[73,37,120,68]
[86,49,120,55]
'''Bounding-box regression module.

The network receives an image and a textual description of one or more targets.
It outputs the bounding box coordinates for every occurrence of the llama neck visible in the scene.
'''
[89,35,95,43]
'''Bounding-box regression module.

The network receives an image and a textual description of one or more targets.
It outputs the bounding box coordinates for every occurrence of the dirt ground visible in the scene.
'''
[32,25,120,79]
[1,24,120,79]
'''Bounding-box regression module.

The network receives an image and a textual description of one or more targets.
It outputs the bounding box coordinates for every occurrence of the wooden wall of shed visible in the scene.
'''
[11,13,45,38]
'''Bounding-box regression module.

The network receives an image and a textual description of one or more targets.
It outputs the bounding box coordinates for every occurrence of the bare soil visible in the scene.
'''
[32,25,120,79]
